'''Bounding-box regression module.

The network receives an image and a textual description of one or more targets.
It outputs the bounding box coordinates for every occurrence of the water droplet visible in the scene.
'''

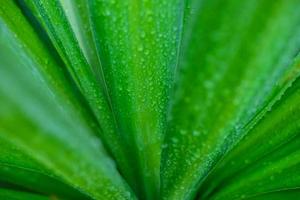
[192,130,200,136]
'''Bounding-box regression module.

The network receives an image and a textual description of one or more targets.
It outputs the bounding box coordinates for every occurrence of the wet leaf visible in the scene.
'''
[88,0,185,198]
[1,0,300,200]
[161,0,300,199]
[0,3,135,199]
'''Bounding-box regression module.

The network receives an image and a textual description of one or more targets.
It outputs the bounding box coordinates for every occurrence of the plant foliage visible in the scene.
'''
[0,0,300,200]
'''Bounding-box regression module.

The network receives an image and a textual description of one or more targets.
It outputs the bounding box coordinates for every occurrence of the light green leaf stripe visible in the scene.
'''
[0,2,96,199]
[17,1,136,196]
[0,0,98,135]
[162,0,300,199]
[59,0,103,81]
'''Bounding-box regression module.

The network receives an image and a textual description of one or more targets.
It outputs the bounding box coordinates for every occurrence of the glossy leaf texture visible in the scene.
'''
[0,1,135,200]
[161,0,300,199]
[1,0,300,200]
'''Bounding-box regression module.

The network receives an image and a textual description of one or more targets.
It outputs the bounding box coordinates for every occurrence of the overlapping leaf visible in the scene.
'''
[0,138,91,200]
[15,1,185,198]
[1,0,300,200]
[89,0,185,198]
[0,2,134,199]
[161,0,300,199]
[199,76,300,200]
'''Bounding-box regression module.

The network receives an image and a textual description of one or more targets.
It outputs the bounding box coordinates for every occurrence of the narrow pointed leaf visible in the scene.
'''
[0,0,98,135]
[59,0,102,79]
[200,77,300,200]
[88,0,185,199]
[0,13,135,200]
[0,138,91,199]
[18,1,139,192]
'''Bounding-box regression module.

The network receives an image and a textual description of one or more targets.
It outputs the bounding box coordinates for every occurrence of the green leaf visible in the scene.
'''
[199,76,300,199]
[0,138,90,199]
[161,0,300,199]
[88,0,185,199]
[246,189,300,200]
[0,5,135,200]
[15,0,136,197]
[59,0,102,79]
[1,1,300,200]
[0,188,52,200]
[0,0,98,135]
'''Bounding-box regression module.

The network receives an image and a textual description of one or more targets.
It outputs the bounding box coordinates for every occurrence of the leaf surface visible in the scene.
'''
[246,189,300,200]
[59,0,102,78]
[199,76,300,200]
[0,138,91,200]
[161,0,300,199]
[0,3,135,199]
[0,188,52,200]
[88,0,185,198]
[17,2,159,197]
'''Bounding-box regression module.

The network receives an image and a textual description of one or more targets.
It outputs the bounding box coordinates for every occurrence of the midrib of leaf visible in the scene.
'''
[88,0,185,199]
[21,1,186,199]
